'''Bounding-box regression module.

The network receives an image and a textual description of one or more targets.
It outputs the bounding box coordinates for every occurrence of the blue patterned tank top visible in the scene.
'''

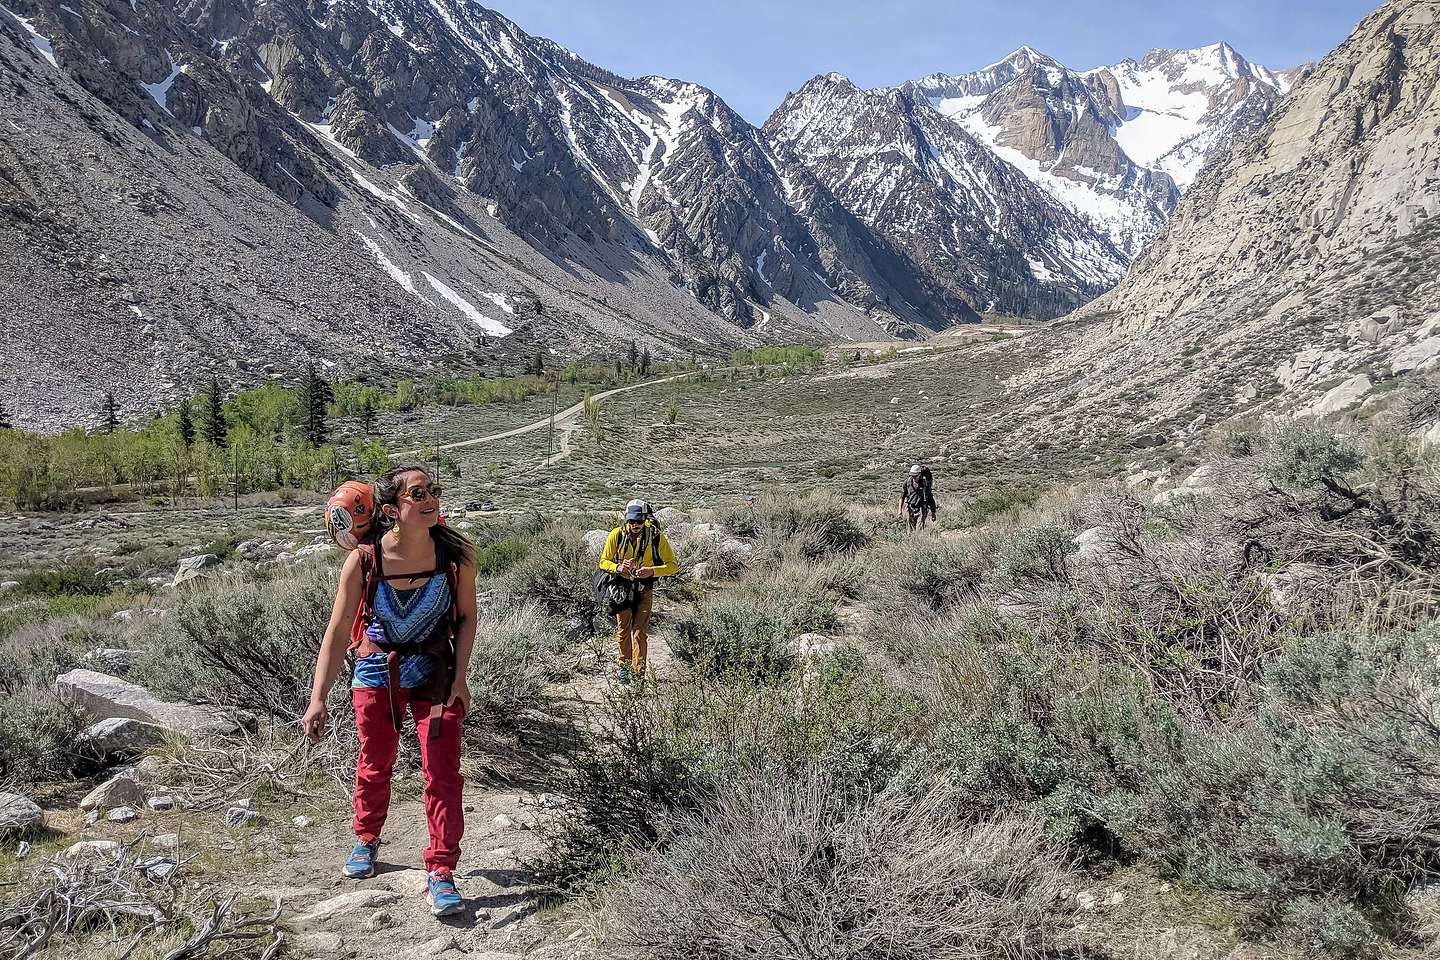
[351,575,452,689]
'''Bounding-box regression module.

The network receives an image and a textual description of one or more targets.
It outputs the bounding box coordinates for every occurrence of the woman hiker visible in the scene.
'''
[302,464,477,918]
[598,499,679,681]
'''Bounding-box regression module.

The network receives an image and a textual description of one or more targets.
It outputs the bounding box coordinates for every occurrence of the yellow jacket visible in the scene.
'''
[598,521,679,580]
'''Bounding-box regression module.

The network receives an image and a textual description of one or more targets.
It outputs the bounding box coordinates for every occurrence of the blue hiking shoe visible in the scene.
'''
[426,869,463,917]
[343,839,378,879]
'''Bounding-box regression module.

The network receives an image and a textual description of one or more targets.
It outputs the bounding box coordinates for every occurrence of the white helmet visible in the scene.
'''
[909,464,923,476]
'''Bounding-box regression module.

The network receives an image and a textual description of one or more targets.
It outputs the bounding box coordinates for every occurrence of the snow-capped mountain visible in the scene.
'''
[893,42,1294,258]
[0,0,1315,428]
[765,73,1127,320]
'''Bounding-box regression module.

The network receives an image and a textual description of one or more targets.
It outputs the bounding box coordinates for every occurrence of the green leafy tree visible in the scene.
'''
[203,377,227,447]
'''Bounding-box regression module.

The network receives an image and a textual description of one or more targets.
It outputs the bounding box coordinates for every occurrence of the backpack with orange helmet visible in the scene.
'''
[326,481,377,551]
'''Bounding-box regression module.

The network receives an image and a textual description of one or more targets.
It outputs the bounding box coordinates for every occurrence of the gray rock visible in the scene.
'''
[152,833,180,848]
[492,813,516,830]
[364,910,394,932]
[291,815,313,828]
[80,772,145,812]
[292,889,402,929]
[78,717,168,759]
[106,806,138,823]
[65,839,122,858]
[16,841,31,859]
[148,796,176,811]
[0,793,44,835]
[582,529,610,557]
[170,553,220,587]
[296,932,344,954]
[137,856,177,880]
[225,806,259,827]
[56,669,243,737]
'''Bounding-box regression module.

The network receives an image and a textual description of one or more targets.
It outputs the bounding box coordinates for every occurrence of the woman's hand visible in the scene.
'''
[447,680,472,715]
[301,699,328,742]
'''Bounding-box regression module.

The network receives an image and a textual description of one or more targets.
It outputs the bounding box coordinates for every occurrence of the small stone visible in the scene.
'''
[463,804,477,813]
[78,718,168,759]
[80,772,145,812]
[291,815,313,828]
[66,839,122,858]
[152,833,179,848]
[148,796,175,811]
[85,810,100,826]
[225,807,259,827]
[1076,891,1098,910]
[492,813,515,830]
[365,910,393,932]
[1106,890,1125,906]
[16,841,31,859]
[107,806,138,823]
[137,856,177,880]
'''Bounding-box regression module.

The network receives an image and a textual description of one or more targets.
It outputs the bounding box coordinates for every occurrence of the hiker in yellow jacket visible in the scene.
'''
[598,500,679,681]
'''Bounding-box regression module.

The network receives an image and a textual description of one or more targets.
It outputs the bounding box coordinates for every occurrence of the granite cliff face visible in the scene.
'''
[1014,0,1440,443]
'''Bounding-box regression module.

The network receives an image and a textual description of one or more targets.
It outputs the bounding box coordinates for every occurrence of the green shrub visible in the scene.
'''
[716,491,867,561]
[131,566,330,719]
[603,772,1072,959]
[536,665,920,892]
[15,565,113,598]
[865,537,982,616]
[951,485,1043,528]
[1264,424,1363,487]
[993,525,1076,586]
[466,601,564,724]
[672,563,850,677]
[472,536,529,577]
[497,523,598,631]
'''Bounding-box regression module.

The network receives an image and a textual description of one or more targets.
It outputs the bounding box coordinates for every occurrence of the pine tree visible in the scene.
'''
[0,397,12,430]
[360,395,376,437]
[102,392,119,433]
[627,339,638,372]
[201,377,227,446]
[298,364,331,446]
[177,399,195,447]
[640,346,652,376]
[532,351,545,376]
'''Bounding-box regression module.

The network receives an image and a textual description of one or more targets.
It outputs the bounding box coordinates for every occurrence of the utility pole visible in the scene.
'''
[546,374,558,460]
[232,443,239,512]
[433,407,441,479]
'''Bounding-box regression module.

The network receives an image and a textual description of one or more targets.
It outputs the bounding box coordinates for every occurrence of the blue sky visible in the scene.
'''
[503,1,1380,124]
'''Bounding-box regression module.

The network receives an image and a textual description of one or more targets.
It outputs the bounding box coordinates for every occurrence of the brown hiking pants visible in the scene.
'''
[615,583,655,673]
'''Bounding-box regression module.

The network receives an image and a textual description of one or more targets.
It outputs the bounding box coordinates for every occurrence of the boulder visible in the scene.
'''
[689,522,728,540]
[583,529,610,557]
[688,561,713,584]
[0,792,44,835]
[56,669,244,737]
[1309,375,1372,417]
[170,553,219,587]
[77,717,168,759]
[296,543,335,559]
[654,507,691,527]
[107,806,138,823]
[80,771,145,811]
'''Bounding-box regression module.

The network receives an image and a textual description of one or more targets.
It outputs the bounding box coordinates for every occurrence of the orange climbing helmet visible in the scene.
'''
[325,480,377,551]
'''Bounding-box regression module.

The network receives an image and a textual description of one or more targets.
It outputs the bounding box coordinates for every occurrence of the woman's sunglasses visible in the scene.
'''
[402,483,443,503]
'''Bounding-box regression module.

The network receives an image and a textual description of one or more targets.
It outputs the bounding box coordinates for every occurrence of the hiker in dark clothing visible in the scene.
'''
[896,464,938,531]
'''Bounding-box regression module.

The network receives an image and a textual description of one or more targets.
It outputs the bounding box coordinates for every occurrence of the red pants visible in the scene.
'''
[351,687,465,872]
